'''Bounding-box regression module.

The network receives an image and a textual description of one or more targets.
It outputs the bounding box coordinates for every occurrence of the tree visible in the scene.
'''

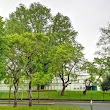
[95,24,110,91]
[49,43,83,96]
[0,16,5,35]
[28,2,52,33]
[104,56,110,73]
[47,12,84,96]
[0,16,6,75]
[5,32,49,106]
[82,58,107,95]
[96,23,110,57]
[0,17,7,100]
[5,2,84,97]
[5,2,51,35]
[5,34,25,107]
[5,3,52,97]
[4,72,13,103]
[48,12,77,46]
[18,33,49,106]
[101,75,110,91]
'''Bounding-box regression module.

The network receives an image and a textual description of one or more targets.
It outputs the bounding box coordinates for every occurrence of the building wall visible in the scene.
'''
[0,73,100,91]
[45,73,91,91]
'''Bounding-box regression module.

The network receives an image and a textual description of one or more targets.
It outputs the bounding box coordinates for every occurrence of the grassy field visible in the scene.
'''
[0,90,110,100]
[0,106,84,110]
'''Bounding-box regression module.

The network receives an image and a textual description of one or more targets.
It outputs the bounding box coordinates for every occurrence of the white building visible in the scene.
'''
[45,73,90,91]
[0,72,100,91]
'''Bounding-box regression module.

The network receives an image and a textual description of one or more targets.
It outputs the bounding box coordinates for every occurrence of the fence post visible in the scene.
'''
[90,100,93,110]
[69,90,70,100]
[37,84,40,103]
[80,93,81,100]
[103,92,104,101]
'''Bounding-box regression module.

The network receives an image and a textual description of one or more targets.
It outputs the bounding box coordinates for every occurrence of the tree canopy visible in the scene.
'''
[0,2,85,106]
[5,2,52,35]
[96,24,110,57]
[0,16,6,77]
[101,75,110,91]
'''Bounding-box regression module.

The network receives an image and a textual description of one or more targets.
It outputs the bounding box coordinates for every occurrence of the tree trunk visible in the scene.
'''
[29,80,32,106]
[9,85,12,103]
[83,86,90,95]
[13,85,18,107]
[61,86,66,96]
[83,88,87,95]
[21,89,24,100]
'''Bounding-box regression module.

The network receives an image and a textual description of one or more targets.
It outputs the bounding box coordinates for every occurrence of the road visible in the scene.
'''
[0,100,110,110]
[54,101,110,110]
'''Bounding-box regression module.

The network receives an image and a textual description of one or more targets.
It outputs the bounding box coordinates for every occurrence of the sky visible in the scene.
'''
[0,0,110,61]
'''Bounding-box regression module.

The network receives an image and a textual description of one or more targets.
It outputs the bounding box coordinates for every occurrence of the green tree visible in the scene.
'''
[96,24,110,57]
[5,4,31,35]
[18,33,49,106]
[5,3,52,94]
[0,16,6,75]
[5,2,51,35]
[47,12,83,96]
[0,16,7,95]
[82,58,107,95]
[48,12,77,46]
[95,24,110,91]
[0,16,5,35]
[101,75,110,91]
[28,2,51,33]
[5,33,49,106]
[49,43,83,96]
[5,2,85,97]
[4,72,13,103]
[104,57,110,73]
[5,34,25,107]
[82,61,96,94]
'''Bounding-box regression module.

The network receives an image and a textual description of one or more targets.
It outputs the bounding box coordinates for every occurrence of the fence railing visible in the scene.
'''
[0,90,109,101]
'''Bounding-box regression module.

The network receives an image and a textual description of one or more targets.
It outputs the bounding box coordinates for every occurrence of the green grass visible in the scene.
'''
[0,90,110,100]
[0,106,84,110]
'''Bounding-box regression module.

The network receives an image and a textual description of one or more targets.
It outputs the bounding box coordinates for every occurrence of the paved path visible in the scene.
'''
[54,101,110,110]
[0,100,110,110]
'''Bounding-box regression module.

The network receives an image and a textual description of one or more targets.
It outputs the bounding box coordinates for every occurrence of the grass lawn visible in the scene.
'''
[0,106,84,110]
[0,90,110,100]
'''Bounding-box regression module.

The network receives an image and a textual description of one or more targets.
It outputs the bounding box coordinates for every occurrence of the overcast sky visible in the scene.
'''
[0,0,110,61]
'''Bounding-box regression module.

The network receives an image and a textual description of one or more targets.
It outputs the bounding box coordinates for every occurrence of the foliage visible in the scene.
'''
[5,2,51,34]
[5,34,26,106]
[4,32,50,106]
[48,12,77,46]
[102,56,110,73]
[49,42,83,95]
[0,1,85,103]
[5,1,53,92]
[0,16,5,35]
[81,57,107,94]
[47,12,84,95]
[101,75,110,91]
[95,23,110,91]
[0,16,6,76]
[96,24,110,57]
